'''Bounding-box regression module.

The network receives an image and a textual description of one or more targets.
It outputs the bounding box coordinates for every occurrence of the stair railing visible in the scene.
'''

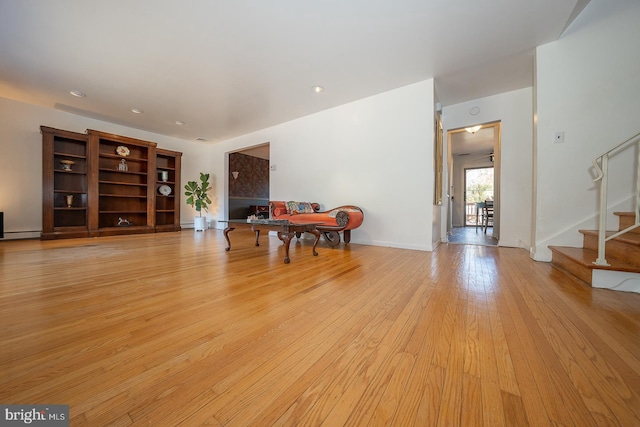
[592,131,640,266]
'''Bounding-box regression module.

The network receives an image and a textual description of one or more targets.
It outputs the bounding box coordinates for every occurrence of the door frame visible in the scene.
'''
[445,121,501,242]
[226,142,270,220]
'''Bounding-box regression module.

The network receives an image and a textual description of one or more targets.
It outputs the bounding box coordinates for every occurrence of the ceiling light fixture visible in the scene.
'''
[69,90,86,98]
[195,137,207,142]
[175,120,185,126]
[465,125,482,134]
[312,85,324,93]
[130,108,143,114]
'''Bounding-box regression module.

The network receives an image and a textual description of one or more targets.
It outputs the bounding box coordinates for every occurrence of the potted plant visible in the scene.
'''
[184,172,212,231]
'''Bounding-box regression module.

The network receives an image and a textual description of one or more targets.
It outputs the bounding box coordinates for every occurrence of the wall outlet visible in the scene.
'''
[554,131,565,143]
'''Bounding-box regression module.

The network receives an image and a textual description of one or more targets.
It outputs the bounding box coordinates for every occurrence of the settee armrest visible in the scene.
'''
[316,205,364,231]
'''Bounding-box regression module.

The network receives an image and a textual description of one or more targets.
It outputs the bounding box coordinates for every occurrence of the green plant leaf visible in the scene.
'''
[184,173,212,216]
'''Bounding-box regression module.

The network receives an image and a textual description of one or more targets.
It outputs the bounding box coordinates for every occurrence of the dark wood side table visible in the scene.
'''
[248,205,270,218]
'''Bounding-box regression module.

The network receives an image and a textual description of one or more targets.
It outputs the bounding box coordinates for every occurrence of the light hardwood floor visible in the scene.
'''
[1,231,639,426]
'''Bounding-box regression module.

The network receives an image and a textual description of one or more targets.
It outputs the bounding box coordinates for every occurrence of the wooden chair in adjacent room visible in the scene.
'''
[483,200,494,234]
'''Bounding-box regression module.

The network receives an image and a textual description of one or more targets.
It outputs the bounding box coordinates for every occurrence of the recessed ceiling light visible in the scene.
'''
[130,108,143,114]
[312,85,324,93]
[195,137,208,141]
[175,120,185,126]
[69,90,86,98]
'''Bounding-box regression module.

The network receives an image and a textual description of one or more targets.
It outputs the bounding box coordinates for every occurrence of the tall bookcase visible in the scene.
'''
[155,148,182,232]
[41,127,90,239]
[41,127,182,239]
[88,130,156,236]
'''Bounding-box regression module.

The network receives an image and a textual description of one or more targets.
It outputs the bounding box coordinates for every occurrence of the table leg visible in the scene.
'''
[280,232,294,264]
[309,228,320,256]
[223,226,235,251]
[254,229,260,246]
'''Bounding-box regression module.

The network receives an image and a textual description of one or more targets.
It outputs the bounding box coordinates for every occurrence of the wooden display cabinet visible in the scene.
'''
[155,148,182,232]
[88,130,156,236]
[41,126,90,239]
[42,127,182,239]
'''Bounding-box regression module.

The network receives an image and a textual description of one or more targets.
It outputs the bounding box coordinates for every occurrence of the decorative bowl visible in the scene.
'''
[60,159,75,170]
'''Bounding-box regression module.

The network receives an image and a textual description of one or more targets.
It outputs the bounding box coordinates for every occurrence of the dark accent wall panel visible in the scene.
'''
[229,153,269,198]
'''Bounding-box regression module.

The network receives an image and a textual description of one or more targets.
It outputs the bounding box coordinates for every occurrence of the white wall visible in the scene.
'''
[210,80,436,250]
[0,96,211,238]
[442,88,534,250]
[0,79,440,250]
[533,0,640,261]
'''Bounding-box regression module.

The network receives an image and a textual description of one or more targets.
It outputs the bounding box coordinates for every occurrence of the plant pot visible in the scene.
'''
[194,216,207,231]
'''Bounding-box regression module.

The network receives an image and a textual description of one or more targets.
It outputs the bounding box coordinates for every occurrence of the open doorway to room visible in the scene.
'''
[227,143,270,219]
[464,166,494,227]
[447,122,500,246]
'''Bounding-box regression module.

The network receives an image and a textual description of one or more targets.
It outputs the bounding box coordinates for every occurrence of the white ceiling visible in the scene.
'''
[0,1,588,144]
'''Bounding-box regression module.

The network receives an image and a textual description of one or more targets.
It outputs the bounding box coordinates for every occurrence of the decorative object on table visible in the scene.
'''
[158,184,172,196]
[59,159,75,171]
[118,158,128,171]
[116,145,130,157]
[66,194,74,208]
[184,172,212,231]
[116,217,132,226]
[160,170,169,182]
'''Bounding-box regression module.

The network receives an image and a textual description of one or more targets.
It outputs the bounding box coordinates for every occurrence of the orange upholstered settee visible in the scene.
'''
[269,201,364,247]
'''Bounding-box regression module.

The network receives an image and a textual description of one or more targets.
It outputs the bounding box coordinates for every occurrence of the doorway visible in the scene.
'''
[227,143,270,219]
[447,121,500,246]
[464,166,494,226]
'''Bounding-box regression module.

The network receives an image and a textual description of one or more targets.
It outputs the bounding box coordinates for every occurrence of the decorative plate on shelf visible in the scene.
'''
[116,145,130,157]
[158,184,172,196]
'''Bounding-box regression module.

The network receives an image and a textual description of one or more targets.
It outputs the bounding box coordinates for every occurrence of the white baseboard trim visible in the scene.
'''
[592,270,640,294]
[1,231,41,240]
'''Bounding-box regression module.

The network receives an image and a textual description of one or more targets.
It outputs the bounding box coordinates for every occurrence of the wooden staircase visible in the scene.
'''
[550,212,640,289]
